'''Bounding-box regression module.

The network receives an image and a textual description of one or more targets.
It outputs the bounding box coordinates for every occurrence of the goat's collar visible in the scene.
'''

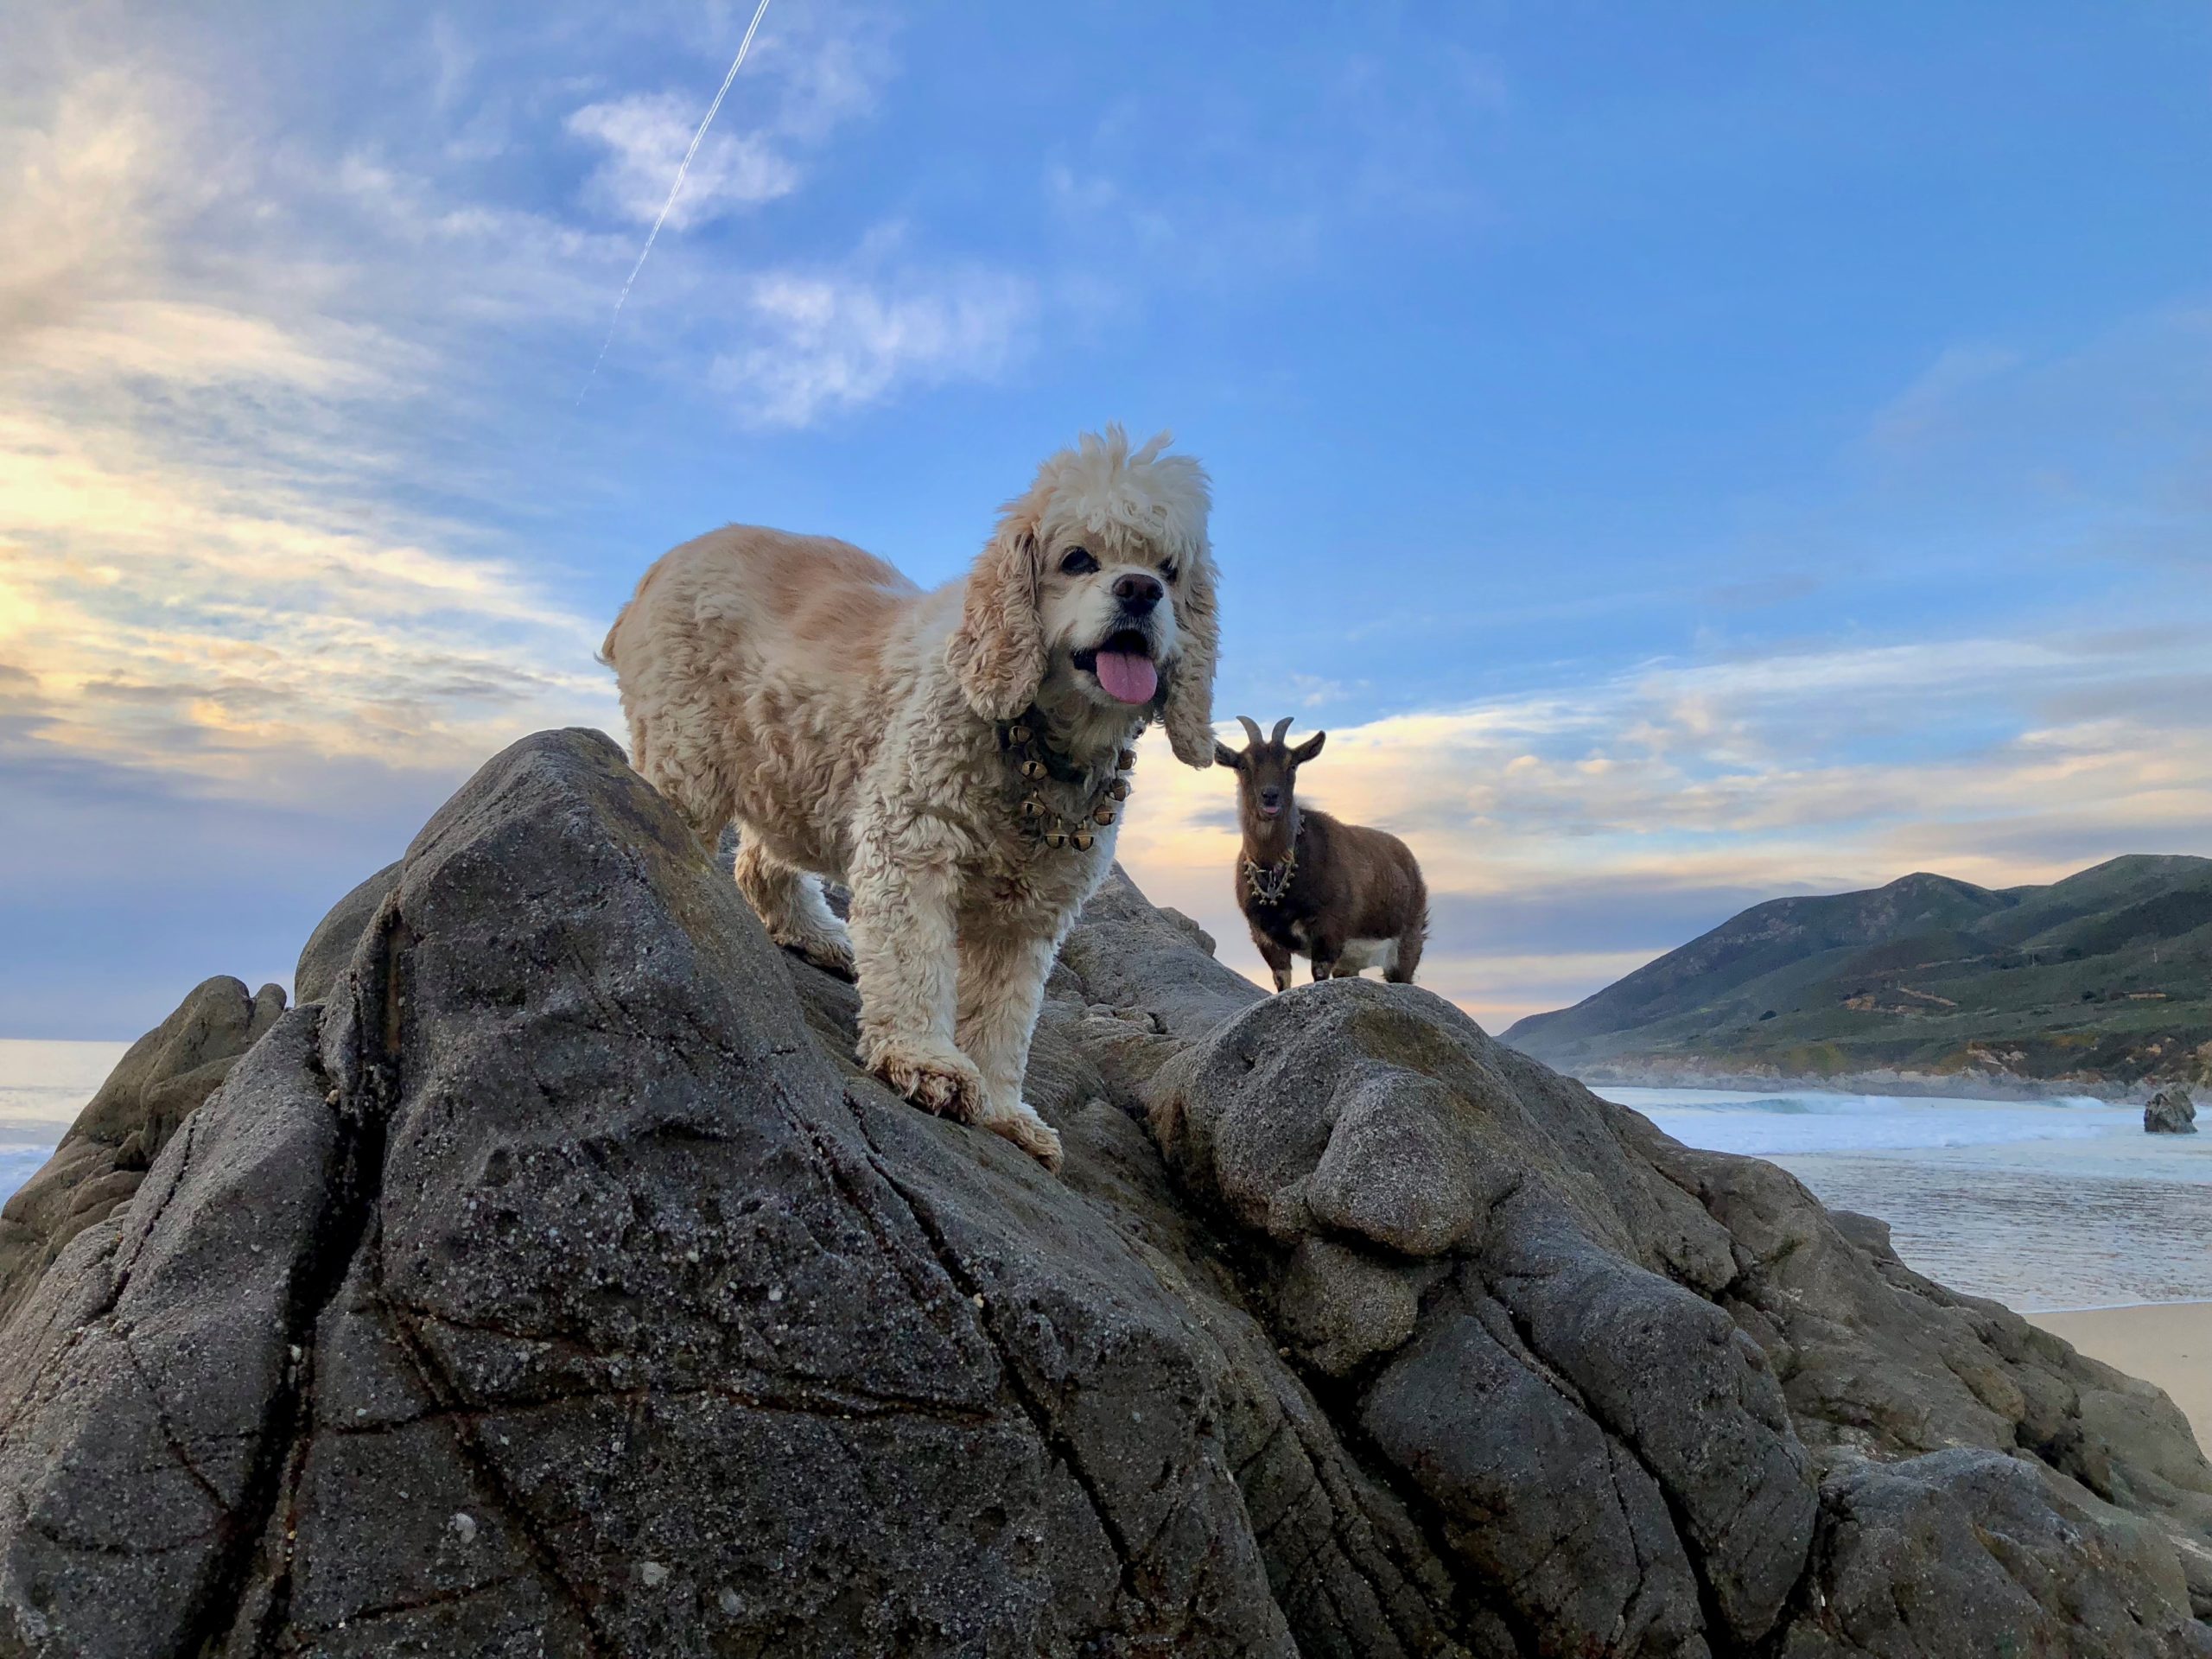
[1241,827,1300,906]
[998,706,1135,853]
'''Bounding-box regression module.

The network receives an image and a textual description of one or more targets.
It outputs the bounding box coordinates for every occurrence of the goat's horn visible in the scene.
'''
[1269,716,1294,745]
[1236,715,1262,749]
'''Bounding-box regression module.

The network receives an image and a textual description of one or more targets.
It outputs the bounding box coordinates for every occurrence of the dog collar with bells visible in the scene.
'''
[997,709,1135,852]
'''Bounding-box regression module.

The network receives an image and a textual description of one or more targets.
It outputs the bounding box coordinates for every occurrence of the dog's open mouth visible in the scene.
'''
[1071,630,1159,706]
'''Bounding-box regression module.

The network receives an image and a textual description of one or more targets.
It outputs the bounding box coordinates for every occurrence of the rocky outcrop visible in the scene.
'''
[2148,1086,2200,1135]
[0,974,284,1327]
[291,860,401,1007]
[1,728,2208,1656]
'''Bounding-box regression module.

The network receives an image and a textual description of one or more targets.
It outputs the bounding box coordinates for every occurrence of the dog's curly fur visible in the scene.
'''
[601,428,1217,1169]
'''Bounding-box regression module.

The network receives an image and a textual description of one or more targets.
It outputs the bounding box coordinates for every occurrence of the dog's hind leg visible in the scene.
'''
[954,929,1063,1172]
[733,829,854,977]
[626,709,734,848]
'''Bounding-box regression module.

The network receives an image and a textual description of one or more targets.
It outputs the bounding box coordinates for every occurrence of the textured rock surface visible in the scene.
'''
[0,974,285,1327]
[1,727,2208,1657]
[2147,1085,2199,1135]
[291,860,401,1007]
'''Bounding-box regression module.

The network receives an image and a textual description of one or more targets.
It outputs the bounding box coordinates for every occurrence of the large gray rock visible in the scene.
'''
[2147,1085,2199,1135]
[291,859,401,1006]
[0,974,284,1326]
[0,726,2206,1656]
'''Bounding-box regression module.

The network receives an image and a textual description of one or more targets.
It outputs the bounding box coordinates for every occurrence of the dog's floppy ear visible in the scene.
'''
[947,488,1046,721]
[1161,544,1220,767]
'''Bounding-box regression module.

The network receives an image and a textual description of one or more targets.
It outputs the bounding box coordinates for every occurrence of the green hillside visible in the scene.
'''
[1503,855,2212,1091]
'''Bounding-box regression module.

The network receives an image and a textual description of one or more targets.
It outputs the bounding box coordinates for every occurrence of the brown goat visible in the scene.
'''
[1214,715,1428,989]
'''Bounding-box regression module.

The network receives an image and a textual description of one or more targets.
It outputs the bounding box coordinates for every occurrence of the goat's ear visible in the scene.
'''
[1211,740,1244,771]
[1160,543,1220,767]
[1290,730,1326,764]
[947,488,1046,721]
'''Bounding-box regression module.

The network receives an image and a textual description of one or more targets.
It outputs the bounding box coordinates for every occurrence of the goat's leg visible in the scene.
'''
[1308,931,1344,982]
[1387,918,1425,984]
[1249,928,1295,993]
[847,815,983,1122]
[733,826,853,977]
[954,929,1064,1171]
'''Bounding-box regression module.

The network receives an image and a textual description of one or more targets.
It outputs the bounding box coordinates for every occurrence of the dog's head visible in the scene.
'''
[947,425,1218,766]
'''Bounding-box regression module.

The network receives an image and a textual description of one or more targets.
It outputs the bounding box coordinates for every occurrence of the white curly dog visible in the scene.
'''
[601,428,1218,1170]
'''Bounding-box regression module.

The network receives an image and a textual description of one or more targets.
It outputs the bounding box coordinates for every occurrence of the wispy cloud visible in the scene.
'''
[1868,344,2024,451]
[569,92,800,228]
[0,7,1007,810]
[564,3,894,232]
[0,55,614,805]
[1040,23,1504,299]
[711,245,1035,429]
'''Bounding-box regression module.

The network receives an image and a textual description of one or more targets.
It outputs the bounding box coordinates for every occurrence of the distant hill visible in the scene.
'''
[1503,855,2212,1094]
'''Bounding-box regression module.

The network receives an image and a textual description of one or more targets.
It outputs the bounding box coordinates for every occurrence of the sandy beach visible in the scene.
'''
[2031,1302,2212,1452]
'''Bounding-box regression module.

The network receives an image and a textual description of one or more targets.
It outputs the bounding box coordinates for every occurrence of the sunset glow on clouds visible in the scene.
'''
[4,4,2210,1037]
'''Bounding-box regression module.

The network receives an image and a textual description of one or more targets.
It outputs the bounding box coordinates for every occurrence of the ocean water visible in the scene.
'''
[1605,1085,2212,1313]
[0,1039,129,1208]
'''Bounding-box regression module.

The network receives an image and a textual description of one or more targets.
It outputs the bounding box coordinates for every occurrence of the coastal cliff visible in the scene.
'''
[2,729,2208,1656]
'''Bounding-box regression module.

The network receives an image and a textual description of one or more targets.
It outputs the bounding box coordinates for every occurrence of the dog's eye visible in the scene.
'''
[1160,560,1179,582]
[1059,547,1099,575]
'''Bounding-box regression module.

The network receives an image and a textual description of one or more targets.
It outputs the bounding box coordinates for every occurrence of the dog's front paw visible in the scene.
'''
[779,929,855,980]
[988,1102,1064,1173]
[863,1040,985,1122]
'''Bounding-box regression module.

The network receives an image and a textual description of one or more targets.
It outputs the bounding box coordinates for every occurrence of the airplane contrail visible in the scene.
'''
[573,0,777,410]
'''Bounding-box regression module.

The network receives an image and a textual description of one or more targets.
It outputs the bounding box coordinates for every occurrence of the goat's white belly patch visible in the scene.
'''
[1333,938,1399,972]
[1287,925,1398,975]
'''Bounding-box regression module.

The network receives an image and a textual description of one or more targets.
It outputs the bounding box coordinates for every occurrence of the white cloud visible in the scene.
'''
[711,258,1034,429]
[563,3,896,232]
[567,92,799,228]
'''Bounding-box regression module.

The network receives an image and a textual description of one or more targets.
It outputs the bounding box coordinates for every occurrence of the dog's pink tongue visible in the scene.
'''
[1094,650,1158,705]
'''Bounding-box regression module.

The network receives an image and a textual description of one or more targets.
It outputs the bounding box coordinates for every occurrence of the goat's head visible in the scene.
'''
[1213,715,1326,830]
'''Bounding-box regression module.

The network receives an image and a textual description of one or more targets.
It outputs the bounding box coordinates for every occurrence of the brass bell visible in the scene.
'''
[1119,749,1137,770]
[1043,830,1069,849]
[1020,796,1046,818]
[1107,778,1131,800]
[1008,723,1031,745]
[1071,830,1094,851]
[1092,805,1116,826]
[1020,758,1048,781]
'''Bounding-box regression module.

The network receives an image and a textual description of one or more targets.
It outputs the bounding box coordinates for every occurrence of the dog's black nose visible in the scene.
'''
[1113,572,1164,613]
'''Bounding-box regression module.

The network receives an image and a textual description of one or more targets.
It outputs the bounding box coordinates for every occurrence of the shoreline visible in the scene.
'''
[2030,1301,2211,1452]
[1568,1065,2169,1103]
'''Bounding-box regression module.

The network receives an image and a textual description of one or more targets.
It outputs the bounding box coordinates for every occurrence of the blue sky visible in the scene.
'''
[5,2,2212,1039]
